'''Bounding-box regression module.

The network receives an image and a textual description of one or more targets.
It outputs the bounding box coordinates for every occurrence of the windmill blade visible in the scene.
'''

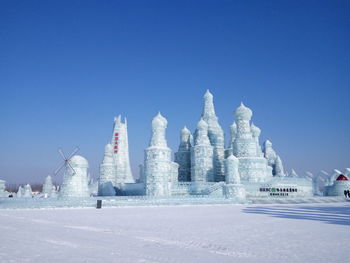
[53,161,66,176]
[66,160,76,175]
[58,148,68,161]
[67,147,80,160]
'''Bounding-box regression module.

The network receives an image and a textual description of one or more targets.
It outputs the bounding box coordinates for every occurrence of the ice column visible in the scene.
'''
[98,143,117,196]
[174,126,192,181]
[191,119,214,193]
[224,155,246,199]
[201,90,225,181]
[144,112,178,196]
[60,155,90,198]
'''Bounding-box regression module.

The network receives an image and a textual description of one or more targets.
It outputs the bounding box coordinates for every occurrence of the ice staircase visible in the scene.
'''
[202,182,225,196]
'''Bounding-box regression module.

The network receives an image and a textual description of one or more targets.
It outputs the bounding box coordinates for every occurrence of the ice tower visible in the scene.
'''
[144,112,178,196]
[174,126,192,181]
[200,90,225,182]
[111,115,134,184]
[191,119,214,191]
[232,103,272,182]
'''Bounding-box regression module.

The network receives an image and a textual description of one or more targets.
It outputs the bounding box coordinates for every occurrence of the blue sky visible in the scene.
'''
[0,0,349,184]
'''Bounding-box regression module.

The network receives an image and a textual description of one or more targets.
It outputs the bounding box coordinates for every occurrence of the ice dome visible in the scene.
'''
[197,119,208,130]
[181,126,190,135]
[235,102,253,120]
[69,155,89,168]
[152,112,167,128]
[105,143,113,153]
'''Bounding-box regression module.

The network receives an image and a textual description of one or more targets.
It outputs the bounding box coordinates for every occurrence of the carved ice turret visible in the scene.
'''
[144,112,178,196]
[251,123,263,157]
[263,140,285,176]
[224,155,246,199]
[60,155,90,198]
[98,143,117,196]
[274,156,285,177]
[232,103,257,157]
[112,115,134,184]
[232,103,272,182]
[201,90,225,181]
[191,119,214,189]
[175,126,192,181]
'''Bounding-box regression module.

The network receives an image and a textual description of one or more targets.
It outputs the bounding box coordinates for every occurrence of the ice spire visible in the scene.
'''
[195,119,211,146]
[111,115,134,184]
[175,126,192,182]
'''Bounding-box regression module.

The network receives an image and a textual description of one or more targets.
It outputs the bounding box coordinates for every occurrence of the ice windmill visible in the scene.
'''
[53,147,80,176]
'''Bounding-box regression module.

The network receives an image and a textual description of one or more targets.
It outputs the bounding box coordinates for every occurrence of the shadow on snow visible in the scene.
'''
[243,203,350,226]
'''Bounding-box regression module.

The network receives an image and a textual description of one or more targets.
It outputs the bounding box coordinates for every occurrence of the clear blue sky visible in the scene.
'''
[0,0,349,184]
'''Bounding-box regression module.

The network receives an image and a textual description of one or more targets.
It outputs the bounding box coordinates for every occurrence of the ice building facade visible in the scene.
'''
[97,91,313,198]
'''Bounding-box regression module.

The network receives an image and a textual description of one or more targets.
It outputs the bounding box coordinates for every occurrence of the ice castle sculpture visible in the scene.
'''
[143,112,179,196]
[59,155,90,198]
[96,91,312,198]
[98,115,134,196]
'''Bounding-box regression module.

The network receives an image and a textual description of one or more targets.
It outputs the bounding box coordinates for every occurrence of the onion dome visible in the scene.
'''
[235,102,253,120]
[226,154,239,162]
[336,174,348,181]
[152,112,167,128]
[181,126,191,135]
[69,155,89,168]
[251,123,261,137]
[197,118,208,130]
[264,140,272,147]
[105,143,113,153]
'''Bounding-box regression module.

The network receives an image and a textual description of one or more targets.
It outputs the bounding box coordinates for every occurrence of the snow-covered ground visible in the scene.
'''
[0,202,349,263]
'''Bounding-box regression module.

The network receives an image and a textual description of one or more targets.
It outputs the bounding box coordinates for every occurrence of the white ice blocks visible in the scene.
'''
[60,155,90,198]
[144,113,178,196]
